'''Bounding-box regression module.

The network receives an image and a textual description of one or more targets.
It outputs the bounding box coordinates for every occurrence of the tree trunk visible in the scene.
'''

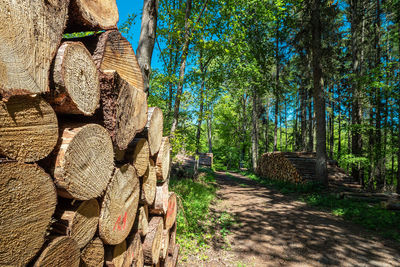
[125,138,150,177]
[140,159,157,206]
[251,89,259,170]
[0,95,58,162]
[137,107,164,156]
[34,237,80,267]
[265,98,270,152]
[48,41,100,116]
[196,65,206,154]
[86,30,145,92]
[307,88,314,152]
[0,0,69,98]
[155,137,171,182]
[137,0,159,93]
[207,107,213,153]
[99,70,148,150]
[99,164,140,245]
[0,162,57,266]
[66,0,119,32]
[311,0,328,185]
[52,199,99,248]
[80,237,105,267]
[300,85,307,151]
[46,123,114,200]
[165,192,177,230]
[274,98,279,151]
[142,217,163,265]
[170,0,193,135]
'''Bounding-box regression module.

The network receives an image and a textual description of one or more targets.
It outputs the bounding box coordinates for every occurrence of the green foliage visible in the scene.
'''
[63,31,100,39]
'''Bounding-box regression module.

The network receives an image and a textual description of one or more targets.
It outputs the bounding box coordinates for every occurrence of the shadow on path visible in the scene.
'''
[195,171,400,267]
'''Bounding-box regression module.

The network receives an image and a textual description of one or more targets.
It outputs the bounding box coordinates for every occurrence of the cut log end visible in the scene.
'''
[141,159,157,206]
[34,237,80,267]
[126,138,149,177]
[0,95,58,162]
[135,205,149,237]
[0,162,57,266]
[67,0,119,32]
[124,232,144,267]
[99,164,140,245]
[52,123,114,200]
[165,192,177,230]
[49,41,100,116]
[146,107,164,156]
[165,244,179,267]
[105,240,126,267]
[142,217,163,265]
[93,31,144,91]
[80,237,104,267]
[150,182,169,215]
[155,137,171,182]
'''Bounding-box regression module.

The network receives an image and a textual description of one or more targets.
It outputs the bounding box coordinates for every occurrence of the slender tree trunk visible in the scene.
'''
[300,85,307,151]
[311,0,327,184]
[307,88,314,152]
[274,98,279,151]
[170,0,193,135]
[285,101,288,151]
[195,52,207,154]
[207,105,213,153]
[265,98,270,152]
[251,89,259,170]
[137,0,159,94]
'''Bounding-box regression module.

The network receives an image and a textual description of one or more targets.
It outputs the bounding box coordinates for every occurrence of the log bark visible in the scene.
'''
[142,217,163,265]
[66,0,119,32]
[80,237,104,267]
[124,232,144,267]
[125,138,150,177]
[134,205,149,237]
[165,192,177,230]
[150,182,169,215]
[155,137,171,182]
[99,164,140,245]
[34,237,80,267]
[137,107,164,156]
[165,244,179,267]
[0,0,69,98]
[105,240,126,267]
[161,230,170,260]
[47,123,114,200]
[91,30,144,91]
[48,41,100,116]
[168,223,177,256]
[140,159,157,206]
[99,70,148,150]
[0,95,58,162]
[52,199,99,248]
[0,162,57,266]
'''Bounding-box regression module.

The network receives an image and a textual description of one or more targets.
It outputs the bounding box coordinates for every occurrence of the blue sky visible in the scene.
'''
[116,0,163,70]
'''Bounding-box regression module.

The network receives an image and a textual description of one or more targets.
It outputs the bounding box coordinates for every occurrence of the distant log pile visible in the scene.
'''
[0,1,178,266]
[256,152,302,183]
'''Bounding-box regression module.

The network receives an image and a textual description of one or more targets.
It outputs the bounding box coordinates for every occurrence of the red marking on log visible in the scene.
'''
[122,212,127,230]
[113,212,128,231]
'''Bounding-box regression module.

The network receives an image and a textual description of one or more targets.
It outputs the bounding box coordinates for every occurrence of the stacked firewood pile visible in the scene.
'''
[256,152,302,183]
[0,1,179,266]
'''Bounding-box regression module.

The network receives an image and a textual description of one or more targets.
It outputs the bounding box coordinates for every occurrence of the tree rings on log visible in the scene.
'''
[0,95,58,162]
[0,162,57,266]
[34,236,80,267]
[105,240,126,267]
[124,232,144,267]
[99,164,140,245]
[49,41,100,116]
[99,70,148,150]
[126,138,149,177]
[50,123,114,200]
[135,205,149,237]
[140,159,157,206]
[165,192,177,230]
[168,223,177,256]
[165,244,179,267]
[80,237,105,267]
[150,182,169,215]
[52,199,100,248]
[0,0,69,97]
[155,137,171,182]
[142,216,163,265]
[138,107,164,156]
[161,229,170,260]
[93,30,144,91]
[67,0,119,32]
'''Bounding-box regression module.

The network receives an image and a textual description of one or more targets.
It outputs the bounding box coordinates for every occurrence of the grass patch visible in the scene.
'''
[236,170,400,242]
[169,169,218,259]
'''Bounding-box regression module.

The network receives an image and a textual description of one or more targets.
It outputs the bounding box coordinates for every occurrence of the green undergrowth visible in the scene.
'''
[169,168,218,260]
[234,170,400,242]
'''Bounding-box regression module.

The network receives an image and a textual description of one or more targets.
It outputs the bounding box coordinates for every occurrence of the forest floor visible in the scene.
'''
[179,171,400,267]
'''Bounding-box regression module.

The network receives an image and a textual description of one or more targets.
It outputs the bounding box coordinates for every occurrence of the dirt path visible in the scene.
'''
[181,171,400,267]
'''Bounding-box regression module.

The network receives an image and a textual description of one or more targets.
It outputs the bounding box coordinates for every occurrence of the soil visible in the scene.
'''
[180,171,400,267]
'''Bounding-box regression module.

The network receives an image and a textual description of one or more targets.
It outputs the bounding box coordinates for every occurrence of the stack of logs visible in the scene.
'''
[0,1,179,266]
[256,152,302,183]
